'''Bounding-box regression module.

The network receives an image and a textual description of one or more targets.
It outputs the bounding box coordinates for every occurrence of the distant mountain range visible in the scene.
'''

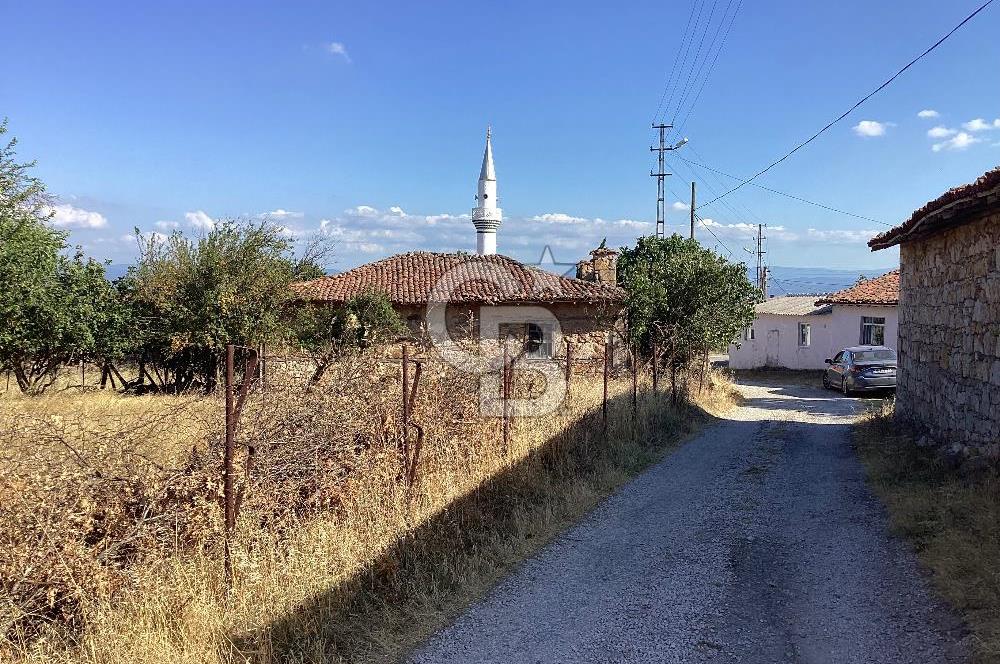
[103,262,895,298]
[759,266,895,297]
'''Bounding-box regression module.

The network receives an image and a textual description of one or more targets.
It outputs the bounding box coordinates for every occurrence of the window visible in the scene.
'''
[798,322,811,347]
[853,349,896,362]
[860,316,886,345]
[744,326,755,341]
[526,323,553,359]
[832,351,845,364]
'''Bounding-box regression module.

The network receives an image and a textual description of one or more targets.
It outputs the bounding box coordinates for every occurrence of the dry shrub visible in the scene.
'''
[1,350,735,663]
[856,401,1000,663]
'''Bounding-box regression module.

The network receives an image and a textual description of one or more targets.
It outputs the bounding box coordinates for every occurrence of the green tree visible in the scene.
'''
[130,220,307,390]
[0,119,126,393]
[617,234,758,394]
[293,291,405,385]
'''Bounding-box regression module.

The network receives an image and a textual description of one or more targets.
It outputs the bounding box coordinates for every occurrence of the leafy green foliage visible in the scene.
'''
[0,120,131,393]
[617,234,759,365]
[293,291,405,385]
[129,220,302,389]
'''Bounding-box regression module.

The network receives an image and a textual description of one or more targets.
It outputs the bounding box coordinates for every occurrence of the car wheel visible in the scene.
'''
[841,377,852,397]
[822,373,830,389]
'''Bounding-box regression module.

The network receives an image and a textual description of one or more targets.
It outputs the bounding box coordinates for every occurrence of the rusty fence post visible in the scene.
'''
[399,344,424,490]
[631,344,637,418]
[564,339,572,396]
[652,340,659,392]
[502,343,510,450]
[602,337,609,432]
[223,344,235,588]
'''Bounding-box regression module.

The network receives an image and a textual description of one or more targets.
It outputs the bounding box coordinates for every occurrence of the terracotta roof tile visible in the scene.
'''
[815,270,899,306]
[292,252,625,305]
[869,165,1000,250]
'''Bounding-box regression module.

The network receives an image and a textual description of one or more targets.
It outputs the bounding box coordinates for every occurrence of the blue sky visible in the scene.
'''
[2,0,998,272]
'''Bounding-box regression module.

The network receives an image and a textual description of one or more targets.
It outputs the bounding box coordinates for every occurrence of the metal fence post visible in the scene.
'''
[502,343,510,450]
[223,344,235,587]
[631,344,637,417]
[652,340,659,392]
[602,337,609,431]
[564,339,572,395]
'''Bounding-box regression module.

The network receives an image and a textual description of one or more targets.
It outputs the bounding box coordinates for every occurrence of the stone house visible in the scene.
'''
[868,166,1000,450]
[292,249,625,366]
[728,270,899,370]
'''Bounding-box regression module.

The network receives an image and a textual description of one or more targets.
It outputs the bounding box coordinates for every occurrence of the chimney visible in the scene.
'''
[576,243,618,286]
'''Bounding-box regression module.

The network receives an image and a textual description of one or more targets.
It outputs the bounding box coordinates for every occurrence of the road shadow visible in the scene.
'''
[225,389,722,662]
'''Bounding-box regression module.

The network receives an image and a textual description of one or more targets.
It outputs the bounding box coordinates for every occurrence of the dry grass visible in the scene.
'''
[1,353,739,663]
[855,401,1000,663]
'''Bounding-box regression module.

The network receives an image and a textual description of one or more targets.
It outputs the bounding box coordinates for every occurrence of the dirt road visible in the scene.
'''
[410,377,967,663]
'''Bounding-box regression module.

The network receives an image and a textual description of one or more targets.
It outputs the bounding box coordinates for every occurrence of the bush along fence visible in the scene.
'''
[214,334,698,591]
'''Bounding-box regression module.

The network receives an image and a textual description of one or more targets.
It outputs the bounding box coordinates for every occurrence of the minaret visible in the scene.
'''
[471,127,502,255]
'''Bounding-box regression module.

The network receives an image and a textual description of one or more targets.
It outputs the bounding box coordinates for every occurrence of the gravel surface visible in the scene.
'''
[410,377,968,664]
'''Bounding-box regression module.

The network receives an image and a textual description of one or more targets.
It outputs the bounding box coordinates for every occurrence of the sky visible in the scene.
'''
[2,0,998,273]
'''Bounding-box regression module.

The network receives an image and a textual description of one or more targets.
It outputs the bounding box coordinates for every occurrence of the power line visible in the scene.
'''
[678,155,890,226]
[673,0,743,135]
[697,0,996,211]
[695,212,736,258]
[670,0,722,125]
[652,0,700,123]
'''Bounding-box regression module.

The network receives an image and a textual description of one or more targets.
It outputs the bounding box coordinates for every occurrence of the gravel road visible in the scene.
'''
[410,376,968,663]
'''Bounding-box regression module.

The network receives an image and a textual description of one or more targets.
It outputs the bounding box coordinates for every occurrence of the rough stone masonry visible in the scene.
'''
[870,166,1000,457]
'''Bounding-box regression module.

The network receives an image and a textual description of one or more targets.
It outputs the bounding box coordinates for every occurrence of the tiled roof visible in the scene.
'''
[755,296,832,316]
[292,252,626,305]
[815,270,899,306]
[869,166,1000,250]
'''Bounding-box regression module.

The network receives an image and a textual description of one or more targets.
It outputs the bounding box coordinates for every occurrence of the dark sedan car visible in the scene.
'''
[822,346,897,395]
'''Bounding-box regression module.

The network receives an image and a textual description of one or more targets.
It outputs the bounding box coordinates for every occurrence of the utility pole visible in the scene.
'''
[689,181,696,240]
[650,127,688,238]
[755,223,767,298]
[650,124,671,239]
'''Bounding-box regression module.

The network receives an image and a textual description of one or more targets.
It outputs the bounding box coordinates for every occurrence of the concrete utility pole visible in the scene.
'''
[755,223,768,298]
[650,126,688,238]
[689,181,696,240]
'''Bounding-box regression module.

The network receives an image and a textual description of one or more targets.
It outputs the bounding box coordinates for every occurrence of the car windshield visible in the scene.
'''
[853,350,895,362]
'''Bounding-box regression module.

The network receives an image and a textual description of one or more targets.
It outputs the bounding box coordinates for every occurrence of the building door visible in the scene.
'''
[765,329,780,367]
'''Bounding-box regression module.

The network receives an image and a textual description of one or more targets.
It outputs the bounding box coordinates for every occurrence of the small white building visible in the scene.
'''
[729,271,899,370]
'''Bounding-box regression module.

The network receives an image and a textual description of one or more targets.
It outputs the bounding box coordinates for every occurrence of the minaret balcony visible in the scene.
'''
[471,207,503,223]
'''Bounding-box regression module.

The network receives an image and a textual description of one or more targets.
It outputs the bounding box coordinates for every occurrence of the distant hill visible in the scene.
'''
[756,266,896,296]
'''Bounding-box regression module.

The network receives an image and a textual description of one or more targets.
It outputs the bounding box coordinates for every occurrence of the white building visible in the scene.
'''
[729,271,899,370]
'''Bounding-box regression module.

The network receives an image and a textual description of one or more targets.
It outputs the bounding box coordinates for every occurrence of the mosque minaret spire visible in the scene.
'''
[471,126,502,255]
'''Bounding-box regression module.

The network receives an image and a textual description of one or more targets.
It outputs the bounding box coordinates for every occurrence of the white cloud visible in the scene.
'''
[258,208,303,219]
[530,213,588,224]
[184,210,215,230]
[326,42,351,62]
[932,132,981,152]
[962,117,1000,132]
[917,109,940,119]
[388,206,406,216]
[671,201,690,211]
[805,228,879,243]
[121,231,168,244]
[347,205,379,217]
[927,126,956,139]
[154,220,179,230]
[45,203,108,229]
[852,120,889,137]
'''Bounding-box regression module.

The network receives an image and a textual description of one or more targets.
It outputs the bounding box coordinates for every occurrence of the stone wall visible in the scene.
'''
[393,301,624,372]
[896,209,1000,452]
